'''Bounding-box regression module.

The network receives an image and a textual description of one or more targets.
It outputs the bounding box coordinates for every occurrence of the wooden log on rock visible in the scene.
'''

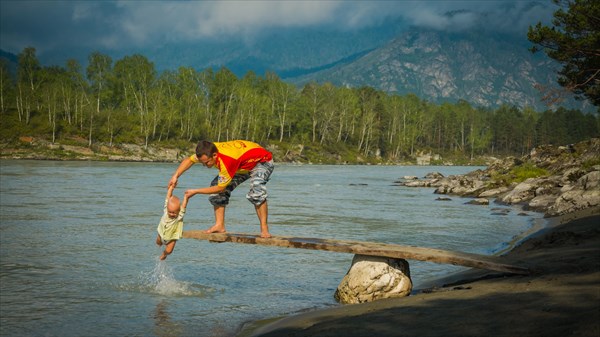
[182,231,530,275]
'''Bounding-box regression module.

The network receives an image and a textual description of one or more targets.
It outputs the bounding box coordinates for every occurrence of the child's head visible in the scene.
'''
[167,195,181,218]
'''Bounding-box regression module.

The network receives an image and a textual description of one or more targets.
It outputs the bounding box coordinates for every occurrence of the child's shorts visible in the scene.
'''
[161,238,175,245]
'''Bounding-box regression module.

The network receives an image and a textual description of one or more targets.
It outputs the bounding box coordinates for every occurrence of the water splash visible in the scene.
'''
[119,258,213,298]
[145,259,190,296]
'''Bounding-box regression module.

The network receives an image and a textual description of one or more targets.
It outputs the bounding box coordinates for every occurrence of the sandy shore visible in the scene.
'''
[240,207,600,337]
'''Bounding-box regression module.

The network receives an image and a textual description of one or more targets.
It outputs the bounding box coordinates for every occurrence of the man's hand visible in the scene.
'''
[184,189,198,199]
[168,175,178,188]
[168,157,195,189]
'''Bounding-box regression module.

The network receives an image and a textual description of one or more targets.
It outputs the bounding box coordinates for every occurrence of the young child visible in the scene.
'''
[156,184,189,260]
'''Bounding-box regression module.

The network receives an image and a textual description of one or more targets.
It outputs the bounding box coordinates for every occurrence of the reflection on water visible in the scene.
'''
[153,300,183,337]
[0,160,544,337]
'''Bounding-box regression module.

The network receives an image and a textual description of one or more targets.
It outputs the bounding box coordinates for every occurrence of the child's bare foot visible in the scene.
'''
[260,231,272,238]
[160,253,167,260]
[204,225,226,234]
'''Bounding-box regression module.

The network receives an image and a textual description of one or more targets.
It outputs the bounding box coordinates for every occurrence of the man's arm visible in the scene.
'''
[181,192,190,210]
[169,156,195,188]
[185,185,226,199]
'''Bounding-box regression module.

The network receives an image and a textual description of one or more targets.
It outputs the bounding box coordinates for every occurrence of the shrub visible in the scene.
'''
[493,162,549,185]
[512,163,549,181]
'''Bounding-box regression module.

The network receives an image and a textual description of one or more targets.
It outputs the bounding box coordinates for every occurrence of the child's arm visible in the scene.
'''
[166,184,175,200]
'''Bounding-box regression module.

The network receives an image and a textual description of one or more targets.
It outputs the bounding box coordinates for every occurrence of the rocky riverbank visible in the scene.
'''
[0,137,187,162]
[395,138,600,217]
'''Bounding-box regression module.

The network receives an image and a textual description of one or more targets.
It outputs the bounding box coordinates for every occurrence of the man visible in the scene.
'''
[169,140,274,238]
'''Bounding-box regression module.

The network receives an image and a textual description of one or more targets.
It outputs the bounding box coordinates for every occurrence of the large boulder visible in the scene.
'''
[334,255,412,304]
[547,171,600,216]
[501,177,560,205]
[501,178,538,204]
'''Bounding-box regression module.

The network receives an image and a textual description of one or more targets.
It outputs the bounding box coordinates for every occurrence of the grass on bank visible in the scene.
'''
[491,162,549,185]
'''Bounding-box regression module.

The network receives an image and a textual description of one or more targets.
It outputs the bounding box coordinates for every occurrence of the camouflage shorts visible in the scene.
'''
[209,160,274,206]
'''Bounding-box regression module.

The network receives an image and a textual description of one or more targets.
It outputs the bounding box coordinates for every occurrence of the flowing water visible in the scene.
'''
[0,160,544,337]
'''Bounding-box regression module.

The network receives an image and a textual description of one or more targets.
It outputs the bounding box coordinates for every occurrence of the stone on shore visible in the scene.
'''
[335,255,412,304]
[478,186,510,197]
[547,171,600,216]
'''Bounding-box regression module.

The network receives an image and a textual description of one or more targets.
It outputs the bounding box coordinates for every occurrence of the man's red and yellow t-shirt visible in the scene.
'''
[190,140,272,187]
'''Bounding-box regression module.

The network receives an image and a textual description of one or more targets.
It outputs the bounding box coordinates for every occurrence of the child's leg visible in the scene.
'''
[156,234,162,246]
[160,240,177,260]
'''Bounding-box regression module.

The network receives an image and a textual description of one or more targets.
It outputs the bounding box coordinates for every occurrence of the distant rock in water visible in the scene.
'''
[466,198,489,205]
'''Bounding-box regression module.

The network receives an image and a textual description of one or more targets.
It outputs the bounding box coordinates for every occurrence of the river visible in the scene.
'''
[0,160,543,337]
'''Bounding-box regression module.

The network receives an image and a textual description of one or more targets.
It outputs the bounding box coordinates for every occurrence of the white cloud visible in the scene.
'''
[110,1,343,44]
[0,0,556,53]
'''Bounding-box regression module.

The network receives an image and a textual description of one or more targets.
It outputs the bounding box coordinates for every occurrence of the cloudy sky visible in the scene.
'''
[1,0,556,55]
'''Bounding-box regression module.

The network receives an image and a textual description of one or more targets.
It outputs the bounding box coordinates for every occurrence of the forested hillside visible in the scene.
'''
[0,48,598,164]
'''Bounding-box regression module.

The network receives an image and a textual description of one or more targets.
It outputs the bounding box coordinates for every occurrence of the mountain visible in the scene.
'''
[135,20,408,76]
[286,29,591,111]
[0,49,18,76]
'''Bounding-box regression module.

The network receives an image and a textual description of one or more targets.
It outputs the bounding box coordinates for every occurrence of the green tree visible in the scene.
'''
[17,47,42,124]
[0,58,13,113]
[355,86,381,156]
[492,105,524,154]
[316,82,339,145]
[300,82,325,143]
[528,0,600,106]
[519,106,539,153]
[401,94,426,157]
[175,67,209,141]
[209,67,238,141]
[39,66,66,143]
[536,109,568,145]
[154,70,178,141]
[468,107,493,160]
[113,54,156,147]
[87,52,113,147]
[263,72,296,142]
[61,59,79,126]
[334,87,359,144]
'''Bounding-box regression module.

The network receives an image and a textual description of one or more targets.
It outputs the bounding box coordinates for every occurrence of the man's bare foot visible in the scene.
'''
[260,232,272,238]
[204,225,226,234]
